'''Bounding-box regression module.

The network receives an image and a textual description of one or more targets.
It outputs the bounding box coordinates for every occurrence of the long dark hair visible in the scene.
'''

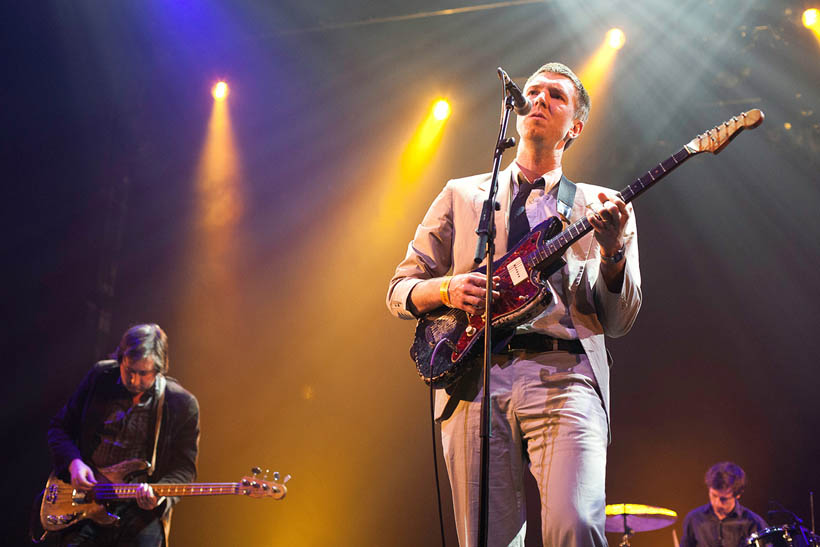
[114,324,169,374]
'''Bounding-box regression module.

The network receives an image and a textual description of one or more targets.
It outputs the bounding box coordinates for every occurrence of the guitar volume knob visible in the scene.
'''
[465,326,476,336]
[59,514,77,524]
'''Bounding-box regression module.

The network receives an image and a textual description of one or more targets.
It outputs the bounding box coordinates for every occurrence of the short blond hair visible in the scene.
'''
[526,62,590,124]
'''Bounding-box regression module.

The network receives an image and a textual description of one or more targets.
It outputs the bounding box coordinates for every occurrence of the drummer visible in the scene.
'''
[681,462,767,546]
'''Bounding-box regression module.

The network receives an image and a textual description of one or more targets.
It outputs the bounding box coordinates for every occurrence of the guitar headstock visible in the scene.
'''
[684,108,764,155]
[239,468,290,500]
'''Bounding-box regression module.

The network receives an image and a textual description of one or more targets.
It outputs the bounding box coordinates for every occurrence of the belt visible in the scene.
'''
[500,333,585,355]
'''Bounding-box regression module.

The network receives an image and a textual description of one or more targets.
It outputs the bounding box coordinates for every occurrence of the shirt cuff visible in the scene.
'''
[389,278,424,319]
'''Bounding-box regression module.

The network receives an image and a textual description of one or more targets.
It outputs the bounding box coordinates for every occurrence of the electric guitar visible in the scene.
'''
[411,109,765,388]
[39,458,289,532]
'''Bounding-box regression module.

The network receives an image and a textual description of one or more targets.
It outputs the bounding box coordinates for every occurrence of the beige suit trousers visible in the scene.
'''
[440,350,609,547]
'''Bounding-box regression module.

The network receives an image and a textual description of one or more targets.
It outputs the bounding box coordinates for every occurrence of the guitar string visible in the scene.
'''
[425,145,695,375]
[420,110,758,383]
[51,482,267,498]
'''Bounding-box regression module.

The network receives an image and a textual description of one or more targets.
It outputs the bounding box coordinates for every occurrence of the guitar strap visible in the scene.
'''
[557,175,576,223]
[148,374,166,477]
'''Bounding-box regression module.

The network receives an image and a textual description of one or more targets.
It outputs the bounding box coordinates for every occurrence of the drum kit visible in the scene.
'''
[604,502,820,547]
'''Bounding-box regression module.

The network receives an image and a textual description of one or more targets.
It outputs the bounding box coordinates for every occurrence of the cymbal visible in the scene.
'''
[605,503,678,533]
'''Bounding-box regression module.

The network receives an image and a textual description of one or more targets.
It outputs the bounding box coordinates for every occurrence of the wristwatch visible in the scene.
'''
[600,245,625,264]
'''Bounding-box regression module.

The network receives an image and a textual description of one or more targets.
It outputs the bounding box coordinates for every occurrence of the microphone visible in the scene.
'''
[497,67,531,116]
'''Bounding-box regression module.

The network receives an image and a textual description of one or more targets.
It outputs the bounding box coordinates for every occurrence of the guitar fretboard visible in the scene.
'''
[528,146,693,269]
[93,483,241,500]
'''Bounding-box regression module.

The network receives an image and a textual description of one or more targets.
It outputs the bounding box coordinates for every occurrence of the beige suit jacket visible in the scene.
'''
[387,165,641,426]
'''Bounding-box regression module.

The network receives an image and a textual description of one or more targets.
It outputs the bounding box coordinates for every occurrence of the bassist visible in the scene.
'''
[387,62,642,547]
[47,324,200,546]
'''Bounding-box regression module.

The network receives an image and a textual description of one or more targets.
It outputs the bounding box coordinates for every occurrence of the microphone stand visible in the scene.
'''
[473,74,517,547]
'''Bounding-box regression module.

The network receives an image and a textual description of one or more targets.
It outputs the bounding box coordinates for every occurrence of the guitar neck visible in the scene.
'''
[533,146,693,266]
[94,482,242,500]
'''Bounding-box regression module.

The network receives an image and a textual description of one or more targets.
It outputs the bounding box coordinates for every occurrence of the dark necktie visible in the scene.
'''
[507,177,545,249]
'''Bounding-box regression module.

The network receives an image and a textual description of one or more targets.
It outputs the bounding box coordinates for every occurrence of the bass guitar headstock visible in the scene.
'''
[685,108,764,155]
[239,467,290,500]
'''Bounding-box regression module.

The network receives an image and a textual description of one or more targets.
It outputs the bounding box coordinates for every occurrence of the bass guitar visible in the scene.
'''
[411,109,764,388]
[39,458,289,532]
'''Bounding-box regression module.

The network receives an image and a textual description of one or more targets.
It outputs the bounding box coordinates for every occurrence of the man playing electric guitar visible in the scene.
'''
[388,62,642,546]
[47,324,200,546]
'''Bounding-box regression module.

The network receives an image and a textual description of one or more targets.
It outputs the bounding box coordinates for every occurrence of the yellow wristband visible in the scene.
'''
[440,276,453,307]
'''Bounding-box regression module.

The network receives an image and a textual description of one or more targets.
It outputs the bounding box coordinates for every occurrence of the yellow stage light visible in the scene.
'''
[803,9,818,28]
[433,99,451,121]
[606,28,626,50]
[564,28,624,171]
[212,81,229,100]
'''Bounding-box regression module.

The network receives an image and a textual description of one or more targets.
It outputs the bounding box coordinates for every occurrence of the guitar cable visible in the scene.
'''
[430,339,449,547]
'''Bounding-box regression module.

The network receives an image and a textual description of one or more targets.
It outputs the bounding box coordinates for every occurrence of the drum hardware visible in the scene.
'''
[746,525,818,547]
[750,495,820,547]
[605,503,678,547]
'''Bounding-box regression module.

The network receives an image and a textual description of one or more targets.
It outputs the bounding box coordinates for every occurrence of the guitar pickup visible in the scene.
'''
[507,257,528,286]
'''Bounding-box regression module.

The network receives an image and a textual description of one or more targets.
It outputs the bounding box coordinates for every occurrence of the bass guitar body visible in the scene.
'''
[39,458,287,534]
[412,216,565,388]
[40,459,150,531]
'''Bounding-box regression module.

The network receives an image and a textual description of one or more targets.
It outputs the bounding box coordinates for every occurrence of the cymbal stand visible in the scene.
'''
[619,513,634,547]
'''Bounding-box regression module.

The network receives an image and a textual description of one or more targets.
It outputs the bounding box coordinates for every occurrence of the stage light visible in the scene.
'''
[433,99,451,121]
[564,27,625,172]
[606,28,626,50]
[212,81,229,101]
[803,8,818,28]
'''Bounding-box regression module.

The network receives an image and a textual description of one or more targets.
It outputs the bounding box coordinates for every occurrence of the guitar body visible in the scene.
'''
[412,216,565,388]
[39,458,288,534]
[410,108,765,388]
[40,459,149,532]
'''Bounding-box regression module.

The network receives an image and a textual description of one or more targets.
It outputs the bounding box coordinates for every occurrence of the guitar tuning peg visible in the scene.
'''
[264,468,270,479]
[252,466,262,477]
[273,471,280,481]
[283,474,292,484]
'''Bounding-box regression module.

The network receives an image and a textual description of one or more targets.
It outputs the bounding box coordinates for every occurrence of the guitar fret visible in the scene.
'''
[153,483,238,497]
[660,156,678,171]
[532,146,694,269]
[621,187,634,201]
[417,111,763,389]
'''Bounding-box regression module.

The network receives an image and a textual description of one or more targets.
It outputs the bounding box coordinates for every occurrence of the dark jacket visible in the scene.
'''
[681,501,767,547]
[47,360,200,542]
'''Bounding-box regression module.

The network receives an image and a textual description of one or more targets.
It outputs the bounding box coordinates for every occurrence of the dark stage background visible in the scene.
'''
[3,1,819,545]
